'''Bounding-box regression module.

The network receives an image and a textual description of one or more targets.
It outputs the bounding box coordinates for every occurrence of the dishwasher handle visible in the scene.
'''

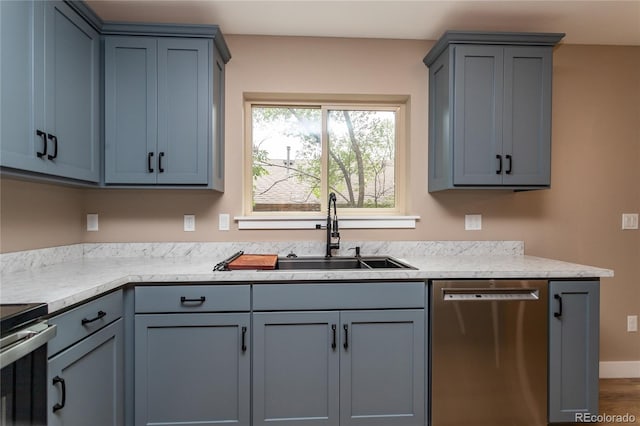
[442,288,540,301]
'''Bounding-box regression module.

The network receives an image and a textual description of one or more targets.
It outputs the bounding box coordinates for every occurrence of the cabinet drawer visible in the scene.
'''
[253,282,425,311]
[135,285,250,313]
[48,290,123,357]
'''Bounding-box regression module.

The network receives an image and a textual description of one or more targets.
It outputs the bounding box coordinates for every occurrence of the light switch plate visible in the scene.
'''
[628,315,638,332]
[219,213,230,231]
[86,214,99,231]
[622,213,639,230]
[465,214,482,231]
[184,215,195,232]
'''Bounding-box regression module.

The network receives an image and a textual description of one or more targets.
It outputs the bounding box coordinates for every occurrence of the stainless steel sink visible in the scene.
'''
[275,256,415,270]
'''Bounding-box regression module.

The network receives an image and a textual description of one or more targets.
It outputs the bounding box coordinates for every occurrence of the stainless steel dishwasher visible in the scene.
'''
[431,280,548,426]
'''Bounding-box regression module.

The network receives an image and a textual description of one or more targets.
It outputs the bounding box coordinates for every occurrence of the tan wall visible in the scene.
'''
[0,37,638,361]
[0,178,84,252]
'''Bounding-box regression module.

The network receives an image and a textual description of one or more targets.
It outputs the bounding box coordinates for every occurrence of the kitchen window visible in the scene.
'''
[239,95,417,229]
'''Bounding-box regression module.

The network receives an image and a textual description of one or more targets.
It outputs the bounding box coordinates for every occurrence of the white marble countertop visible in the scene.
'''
[0,242,613,314]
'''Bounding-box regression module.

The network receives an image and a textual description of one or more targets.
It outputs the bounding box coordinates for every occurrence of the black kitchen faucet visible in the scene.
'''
[316,192,340,257]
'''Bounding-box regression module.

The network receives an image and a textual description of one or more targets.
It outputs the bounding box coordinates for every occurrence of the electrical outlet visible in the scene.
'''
[86,214,99,231]
[184,215,195,232]
[465,214,482,231]
[628,315,638,332]
[622,213,639,230]
[219,213,230,231]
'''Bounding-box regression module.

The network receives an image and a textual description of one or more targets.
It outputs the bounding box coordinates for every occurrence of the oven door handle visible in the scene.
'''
[0,322,57,369]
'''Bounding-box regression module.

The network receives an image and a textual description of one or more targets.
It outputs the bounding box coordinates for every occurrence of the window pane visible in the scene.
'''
[327,110,396,208]
[251,106,322,212]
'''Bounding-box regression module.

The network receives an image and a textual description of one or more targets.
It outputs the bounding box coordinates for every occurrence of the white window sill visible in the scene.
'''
[235,215,419,230]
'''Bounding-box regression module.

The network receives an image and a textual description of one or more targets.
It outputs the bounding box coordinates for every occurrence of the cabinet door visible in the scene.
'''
[156,38,209,184]
[452,45,503,186]
[0,1,44,173]
[43,1,100,182]
[47,319,124,426]
[211,47,225,191]
[253,311,340,426]
[104,37,158,184]
[135,313,250,426]
[549,281,599,423]
[427,48,452,192]
[502,47,552,186]
[340,310,425,426]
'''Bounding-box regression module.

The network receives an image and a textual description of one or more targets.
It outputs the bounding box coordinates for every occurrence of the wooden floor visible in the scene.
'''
[565,378,640,425]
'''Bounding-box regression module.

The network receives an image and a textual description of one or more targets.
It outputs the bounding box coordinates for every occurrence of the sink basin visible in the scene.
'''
[275,256,415,270]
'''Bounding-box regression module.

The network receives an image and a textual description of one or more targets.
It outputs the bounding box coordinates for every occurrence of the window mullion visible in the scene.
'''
[320,106,329,213]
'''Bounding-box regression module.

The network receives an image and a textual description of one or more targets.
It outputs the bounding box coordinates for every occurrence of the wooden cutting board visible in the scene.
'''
[228,254,278,270]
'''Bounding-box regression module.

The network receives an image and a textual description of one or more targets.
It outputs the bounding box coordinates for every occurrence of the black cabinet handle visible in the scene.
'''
[505,154,513,175]
[36,130,47,158]
[52,376,66,412]
[343,324,349,350]
[180,296,206,304]
[496,154,503,174]
[148,152,154,173]
[81,310,106,325]
[241,326,247,352]
[554,294,563,318]
[158,152,165,173]
[47,134,58,160]
[331,324,337,350]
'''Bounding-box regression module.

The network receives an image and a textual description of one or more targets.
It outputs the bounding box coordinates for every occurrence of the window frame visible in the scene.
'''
[243,94,408,219]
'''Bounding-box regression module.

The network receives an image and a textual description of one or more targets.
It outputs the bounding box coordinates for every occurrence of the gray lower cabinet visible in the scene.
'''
[134,313,250,426]
[0,0,100,183]
[46,290,124,426]
[423,31,564,191]
[47,319,124,426]
[253,309,425,426]
[548,280,600,423]
[134,285,251,426]
[104,35,215,186]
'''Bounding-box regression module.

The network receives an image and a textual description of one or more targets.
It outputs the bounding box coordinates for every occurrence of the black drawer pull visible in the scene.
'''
[554,294,563,318]
[496,154,503,174]
[505,154,513,174]
[241,326,247,352]
[36,130,47,158]
[343,324,349,350]
[148,152,154,173]
[331,324,337,350]
[52,376,66,412]
[81,310,106,325]
[47,134,58,160]
[180,296,206,304]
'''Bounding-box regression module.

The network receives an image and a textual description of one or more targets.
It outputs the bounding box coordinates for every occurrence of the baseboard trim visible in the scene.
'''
[600,361,640,378]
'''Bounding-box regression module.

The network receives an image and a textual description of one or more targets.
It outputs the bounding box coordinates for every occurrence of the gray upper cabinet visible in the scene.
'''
[424,31,564,191]
[104,37,158,184]
[1,1,100,183]
[548,280,600,423]
[104,27,229,188]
